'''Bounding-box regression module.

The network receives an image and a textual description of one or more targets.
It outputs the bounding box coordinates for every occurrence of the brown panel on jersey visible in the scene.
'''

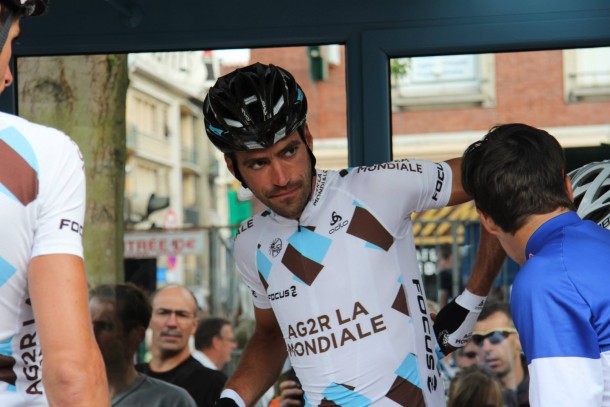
[0,355,17,385]
[386,376,425,406]
[281,244,324,286]
[392,286,410,316]
[320,399,340,406]
[319,383,356,406]
[257,271,269,291]
[0,140,38,206]
[346,206,394,251]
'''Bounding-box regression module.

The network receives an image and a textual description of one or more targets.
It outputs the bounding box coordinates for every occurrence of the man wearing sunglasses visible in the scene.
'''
[473,301,529,407]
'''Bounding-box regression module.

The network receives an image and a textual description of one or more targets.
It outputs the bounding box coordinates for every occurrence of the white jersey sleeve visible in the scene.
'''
[343,159,452,231]
[0,112,86,405]
[234,217,274,310]
[30,129,85,258]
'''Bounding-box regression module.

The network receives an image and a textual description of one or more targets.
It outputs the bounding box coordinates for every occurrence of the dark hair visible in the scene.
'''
[195,317,231,350]
[478,300,512,323]
[448,365,503,407]
[89,283,152,333]
[461,123,575,233]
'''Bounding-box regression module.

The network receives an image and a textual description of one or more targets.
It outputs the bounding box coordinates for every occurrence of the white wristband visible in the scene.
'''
[220,389,246,407]
[455,289,486,312]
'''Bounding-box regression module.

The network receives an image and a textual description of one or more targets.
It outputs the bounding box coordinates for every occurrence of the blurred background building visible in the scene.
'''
[122,44,610,317]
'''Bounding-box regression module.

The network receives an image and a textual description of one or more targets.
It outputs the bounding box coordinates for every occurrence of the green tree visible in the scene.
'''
[17,54,129,285]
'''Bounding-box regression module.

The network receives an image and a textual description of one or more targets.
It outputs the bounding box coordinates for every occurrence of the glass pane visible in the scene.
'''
[16,44,348,313]
[390,48,610,302]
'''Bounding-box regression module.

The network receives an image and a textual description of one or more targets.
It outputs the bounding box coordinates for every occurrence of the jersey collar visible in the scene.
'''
[525,211,580,261]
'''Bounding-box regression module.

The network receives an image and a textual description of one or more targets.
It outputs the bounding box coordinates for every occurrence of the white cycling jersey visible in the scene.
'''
[0,112,85,406]
[234,159,452,407]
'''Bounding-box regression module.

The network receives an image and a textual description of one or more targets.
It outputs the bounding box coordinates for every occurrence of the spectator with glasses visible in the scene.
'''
[136,285,226,406]
[473,301,529,407]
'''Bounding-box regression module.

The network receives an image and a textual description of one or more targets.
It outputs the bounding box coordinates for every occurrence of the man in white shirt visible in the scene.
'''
[193,317,237,371]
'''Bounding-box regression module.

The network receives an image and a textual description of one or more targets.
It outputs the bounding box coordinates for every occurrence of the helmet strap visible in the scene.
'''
[228,153,249,190]
[297,125,317,177]
[0,9,14,54]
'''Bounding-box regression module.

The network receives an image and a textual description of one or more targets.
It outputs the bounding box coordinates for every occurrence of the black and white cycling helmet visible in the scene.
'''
[0,0,49,53]
[2,0,48,17]
[569,160,610,229]
[203,62,308,153]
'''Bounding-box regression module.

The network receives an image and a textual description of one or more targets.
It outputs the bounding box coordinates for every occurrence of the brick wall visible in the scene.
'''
[222,47,610,140]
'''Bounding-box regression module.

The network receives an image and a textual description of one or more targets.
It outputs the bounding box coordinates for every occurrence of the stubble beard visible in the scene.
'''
[266,172,314,220]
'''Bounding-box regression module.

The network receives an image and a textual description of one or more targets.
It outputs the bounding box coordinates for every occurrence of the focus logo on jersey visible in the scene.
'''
[268,285,297,301]
[411,279,438,392]
[432,163,445,202]
[59,218,83,235]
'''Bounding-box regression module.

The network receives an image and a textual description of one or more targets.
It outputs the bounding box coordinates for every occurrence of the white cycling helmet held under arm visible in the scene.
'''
[568,159,610,229]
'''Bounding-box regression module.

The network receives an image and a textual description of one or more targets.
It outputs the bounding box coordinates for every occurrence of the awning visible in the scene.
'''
[412,201,479,246]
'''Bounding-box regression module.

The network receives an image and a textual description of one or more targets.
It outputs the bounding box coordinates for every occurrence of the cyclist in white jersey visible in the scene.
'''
[462,124,610,407]
[0,1,108,406]
[204,63,504,407]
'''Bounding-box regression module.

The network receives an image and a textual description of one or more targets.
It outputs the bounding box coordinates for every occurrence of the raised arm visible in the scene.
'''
[433,158,506,355]
[464,226,505,296]
[220,306,287,407]
[28,254,109,407]
[445,158,470,206]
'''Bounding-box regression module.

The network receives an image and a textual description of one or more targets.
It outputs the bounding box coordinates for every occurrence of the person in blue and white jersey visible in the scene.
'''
[203,62,505,407]
[462,123,610,407]
[0,1,109,405]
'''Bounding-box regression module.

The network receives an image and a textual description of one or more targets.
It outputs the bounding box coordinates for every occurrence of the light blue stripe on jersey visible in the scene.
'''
[287,228,331,264]
[0,256,17,288]
[0,337,12,356]
[0,127,38,171]
[256,249,272,282]
[395,353,422,388]
[364,242,384,250]
[322,382,372,406]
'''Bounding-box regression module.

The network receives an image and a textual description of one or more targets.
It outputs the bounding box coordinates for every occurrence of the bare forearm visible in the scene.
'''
[29,255,110,406]
[465,226,505,296]
[226,330,287,406]
[43,351,109,407]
